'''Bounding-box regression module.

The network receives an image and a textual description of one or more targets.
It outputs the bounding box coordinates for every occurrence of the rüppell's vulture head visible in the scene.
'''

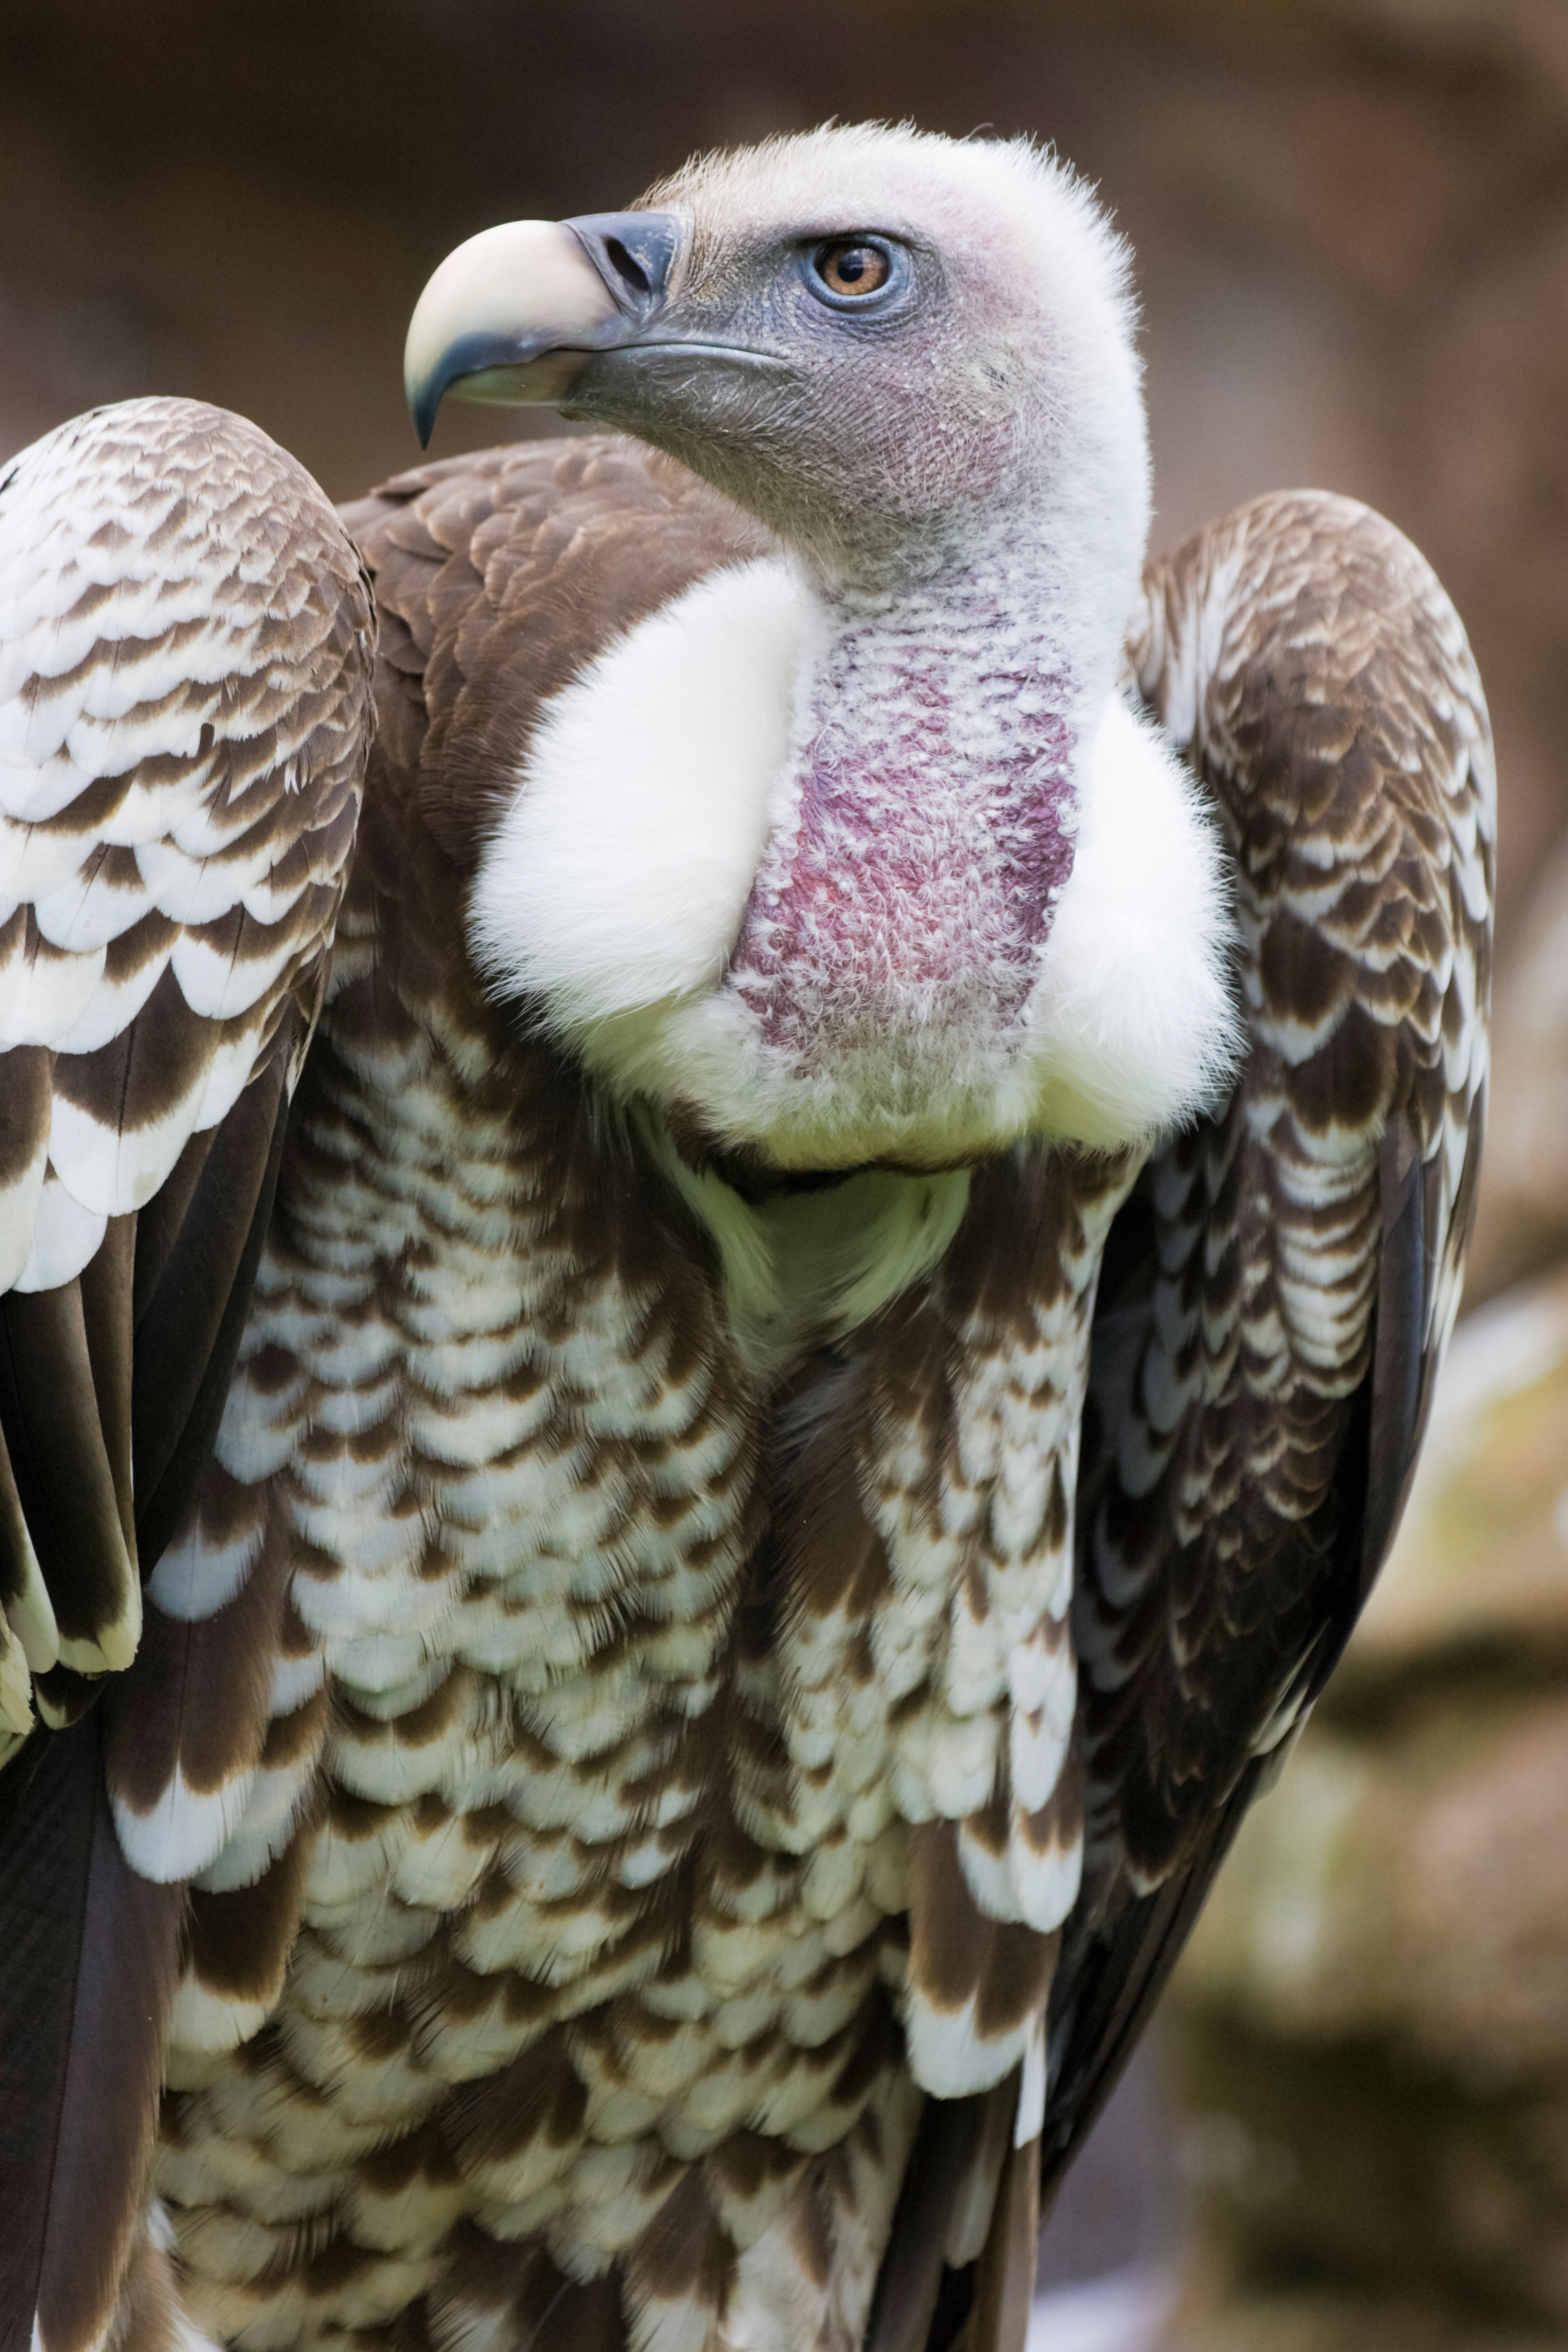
[405,124,1237,1178]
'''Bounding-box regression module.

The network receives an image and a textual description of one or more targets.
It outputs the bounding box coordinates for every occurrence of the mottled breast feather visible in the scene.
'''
[0,399,374,2352]
[1041,491,1493,2203]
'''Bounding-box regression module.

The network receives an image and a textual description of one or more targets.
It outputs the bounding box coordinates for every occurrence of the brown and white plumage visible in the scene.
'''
[0,395,374,2349]
[0,123,1490,2352]
[1046,490,1491,2183]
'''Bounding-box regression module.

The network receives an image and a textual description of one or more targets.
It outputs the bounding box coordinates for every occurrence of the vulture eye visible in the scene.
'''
[806,238,898,306]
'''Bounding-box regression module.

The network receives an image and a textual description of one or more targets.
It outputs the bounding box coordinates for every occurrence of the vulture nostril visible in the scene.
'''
[564,210,681,308]
[602,238,652,298]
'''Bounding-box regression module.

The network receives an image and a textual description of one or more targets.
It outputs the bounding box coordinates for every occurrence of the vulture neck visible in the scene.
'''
[730,509,1122,1069]
[465,472,1176,1201]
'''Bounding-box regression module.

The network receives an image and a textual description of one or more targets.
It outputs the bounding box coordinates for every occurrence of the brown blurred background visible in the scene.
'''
[6,3,1568,2343]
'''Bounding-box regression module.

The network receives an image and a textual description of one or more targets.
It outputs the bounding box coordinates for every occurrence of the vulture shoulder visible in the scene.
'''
[0,398,374,2352]
[339,432,773,880]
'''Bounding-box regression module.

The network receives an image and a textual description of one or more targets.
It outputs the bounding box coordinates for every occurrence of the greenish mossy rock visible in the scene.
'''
[1166,1274,1568,2341]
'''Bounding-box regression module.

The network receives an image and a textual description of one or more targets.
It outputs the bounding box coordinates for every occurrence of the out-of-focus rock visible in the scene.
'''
[1164,1274,1568,2342]
[1465,854,1568,1303]
[1315,1272,1568,1685]
[1168,2288,1565,2352]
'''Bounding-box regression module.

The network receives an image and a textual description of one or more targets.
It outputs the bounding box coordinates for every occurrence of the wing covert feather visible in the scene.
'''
[1041,491,1494,2195]
[0,397,373,2352]
[0,396,374,1742]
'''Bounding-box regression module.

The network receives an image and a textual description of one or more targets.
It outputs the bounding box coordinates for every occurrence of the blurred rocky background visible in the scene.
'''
[1163,1273,1568,2352]
[6,1,1568,2343]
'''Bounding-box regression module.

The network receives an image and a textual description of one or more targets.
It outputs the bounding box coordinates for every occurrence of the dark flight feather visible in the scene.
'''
[0,1711,184,2352]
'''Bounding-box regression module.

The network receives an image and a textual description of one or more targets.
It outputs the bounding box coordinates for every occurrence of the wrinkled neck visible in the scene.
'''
[796,492,1131,745]
[729,522,1114,1059]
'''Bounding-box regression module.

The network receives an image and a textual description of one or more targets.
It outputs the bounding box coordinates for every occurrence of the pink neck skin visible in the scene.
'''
[728,554,1082,1064]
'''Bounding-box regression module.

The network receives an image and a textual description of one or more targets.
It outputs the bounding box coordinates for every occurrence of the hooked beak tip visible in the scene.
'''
[402,210,684,447]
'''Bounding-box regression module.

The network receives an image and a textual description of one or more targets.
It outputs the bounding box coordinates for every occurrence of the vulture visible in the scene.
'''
[0,123,1492,2352]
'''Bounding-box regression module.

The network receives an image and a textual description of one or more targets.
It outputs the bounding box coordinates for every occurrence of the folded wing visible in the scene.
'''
[0,396,374,1738]
[0,397,374,2352]
[1041,490,1493,2200]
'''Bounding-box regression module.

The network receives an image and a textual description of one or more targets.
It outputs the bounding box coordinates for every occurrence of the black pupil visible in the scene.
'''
[831,244,875,288]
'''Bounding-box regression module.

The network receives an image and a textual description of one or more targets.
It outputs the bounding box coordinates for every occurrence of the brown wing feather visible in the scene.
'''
[0,396,374,1725]
[964,2131,1041,2352]
[0,398,374,2352]
[1039,492,1493,2199]
[865,2094,989,2352]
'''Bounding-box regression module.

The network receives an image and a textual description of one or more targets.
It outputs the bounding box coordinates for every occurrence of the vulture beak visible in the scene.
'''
[404,211,683,447]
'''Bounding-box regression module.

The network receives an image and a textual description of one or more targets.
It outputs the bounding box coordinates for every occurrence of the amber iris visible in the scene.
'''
[814,240,891,297]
